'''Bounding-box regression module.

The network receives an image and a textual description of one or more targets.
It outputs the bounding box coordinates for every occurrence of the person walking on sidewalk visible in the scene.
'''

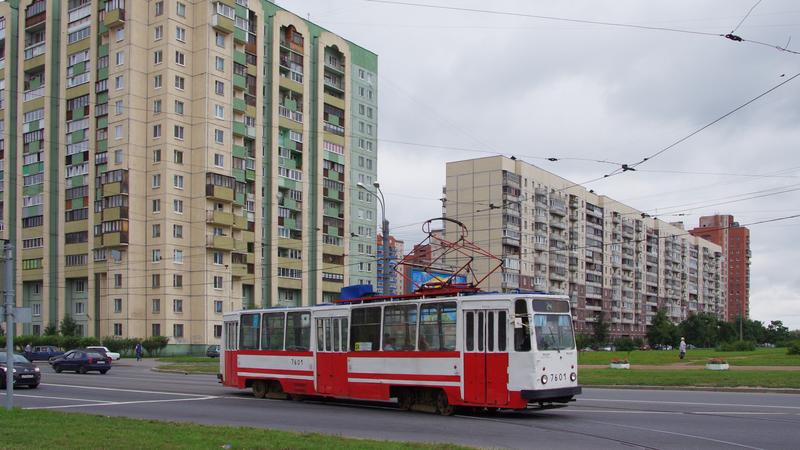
[135,342,143,362]
[679,337,687,360]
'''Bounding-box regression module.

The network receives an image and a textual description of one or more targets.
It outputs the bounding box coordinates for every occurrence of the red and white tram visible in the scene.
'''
[220,291,581,414]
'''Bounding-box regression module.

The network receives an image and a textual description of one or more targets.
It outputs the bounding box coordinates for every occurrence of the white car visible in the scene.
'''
[87,346,120,361]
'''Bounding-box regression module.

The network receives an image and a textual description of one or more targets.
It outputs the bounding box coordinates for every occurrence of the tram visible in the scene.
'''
[219,289,581,414]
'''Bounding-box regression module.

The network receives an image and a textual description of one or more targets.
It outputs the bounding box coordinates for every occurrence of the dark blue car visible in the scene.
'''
[25,345,64,362]
[50,349,111,374]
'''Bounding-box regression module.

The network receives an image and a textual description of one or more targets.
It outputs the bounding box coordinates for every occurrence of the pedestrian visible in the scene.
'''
[135,342,143,362]
[679,337,687,360]
[24,343,32,358]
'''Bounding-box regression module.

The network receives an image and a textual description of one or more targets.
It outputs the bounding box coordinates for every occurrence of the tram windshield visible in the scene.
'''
[533,314,575,351]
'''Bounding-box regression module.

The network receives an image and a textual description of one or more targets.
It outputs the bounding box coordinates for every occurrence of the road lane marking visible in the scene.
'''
[26,395,219,410]
[0,392,108,403]
[586,419,765,450]
[565,408,789,415]
[42,383,207,397]
[580,398,800,410]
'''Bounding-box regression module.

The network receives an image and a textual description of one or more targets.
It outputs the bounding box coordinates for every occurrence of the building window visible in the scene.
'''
[214,153,224,167]
[153,149,162,163]
[114,274,123,288]
[174,150,184,164]
[214,300,224,313]
[154,74,162,88]
[213,251,223,265]
[114,149,123,164]
[115,75,124,90]
[175,100,184,115]
[214,325,222,338]
[152,174,161,188]
[152,199,161,213]
[115,28,125,42]
[151,299,161,314]
[173,298,183,313]
[173,174,184,189]
[113,298,122,313]
[173,250,184,264]
[173,224,183,239]
[155,1,164,16]
[215,32,225,48]
[74,302,85,315]
[32,303,41,317]
[174,125,184,140]
[152,249,161,262]
[215,80,224,95]
[154,50,163,64]
[152,324,161,336]
[152,224,161,238]
[154,25,163,40]
[176,26,186,42]
[175,51,185,66]
[176,2,186,17]
[152,274,161,288]
[214,104,224,119]
[214,129,224,144]
[173,274,183,287]
[213,276,223,290]
[114,323,123,336]
[115,50,124,66]
[114,125,123,140]
[173,323,184,338]
[215,56,224,72]
[173,199,184,214]
[115,100,124,115]
[175,76,185,90]
[153,99,162,113]
[152,124,161,138]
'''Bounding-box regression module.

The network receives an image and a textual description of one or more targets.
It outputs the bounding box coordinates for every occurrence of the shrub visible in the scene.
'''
[59,336,82,351]
[787,341,800,355]
[101,337,126,353]
[576,334,593,350]
[717,340,756,352]
[614,337,637,353]
[611,358,629,364]
[79,337,101,348]
[142,336,169,357]
[708,357,727,364]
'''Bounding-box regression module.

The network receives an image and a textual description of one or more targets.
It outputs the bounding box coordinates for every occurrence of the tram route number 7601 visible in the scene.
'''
[548,372,568,383]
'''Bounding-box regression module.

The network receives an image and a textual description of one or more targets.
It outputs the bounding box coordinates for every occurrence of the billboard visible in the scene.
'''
[410,269,467,289]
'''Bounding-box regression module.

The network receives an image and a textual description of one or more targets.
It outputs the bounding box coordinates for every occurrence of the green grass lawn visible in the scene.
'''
[156,356,220,363]
[0,409,464,449]
[157,362,219,374]
[579,368,800,388]
[578,347,799,366]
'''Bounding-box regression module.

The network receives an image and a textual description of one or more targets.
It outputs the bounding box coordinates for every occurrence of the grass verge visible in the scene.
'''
[579,368,800,388]
[0,409,465,449]
[156,356,219,363]
[156,362,218,374]
[578,347,799,366]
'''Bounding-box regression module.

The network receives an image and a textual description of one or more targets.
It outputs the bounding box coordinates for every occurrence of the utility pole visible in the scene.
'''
[3,241,15,410]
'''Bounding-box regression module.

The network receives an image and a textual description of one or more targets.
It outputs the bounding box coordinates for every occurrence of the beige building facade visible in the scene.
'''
[0,0,377,352]
[445,156,725,338]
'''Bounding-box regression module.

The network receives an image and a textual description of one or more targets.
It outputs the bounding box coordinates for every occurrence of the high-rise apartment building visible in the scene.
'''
[689,215,750,321]
[0,0,377,351]
[375,233,402,295]
[445,156,726,338]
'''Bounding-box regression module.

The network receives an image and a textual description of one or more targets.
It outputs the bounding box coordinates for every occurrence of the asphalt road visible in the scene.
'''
[3,360,800,449]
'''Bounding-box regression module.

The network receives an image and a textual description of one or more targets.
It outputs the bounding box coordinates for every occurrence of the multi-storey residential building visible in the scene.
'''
[689,215,750,321]
[375,234,402,295]
[0,0,377,352]
[444,156,725,338]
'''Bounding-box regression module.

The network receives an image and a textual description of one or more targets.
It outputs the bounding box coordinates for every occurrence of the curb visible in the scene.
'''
[584,385,800,394]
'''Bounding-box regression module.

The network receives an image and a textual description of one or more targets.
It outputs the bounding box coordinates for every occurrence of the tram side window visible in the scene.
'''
[224,321,238,350]
[261,313,285,350]
[285,311,311,350]
[383,304,417,351]
[317,317,349,352]
[239,313,260,350]
[350,307,381,351]
[419,302,457,351]
[514,299,531,352]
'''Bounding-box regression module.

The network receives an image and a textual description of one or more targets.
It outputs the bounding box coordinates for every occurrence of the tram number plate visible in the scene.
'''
[548,373,568,383]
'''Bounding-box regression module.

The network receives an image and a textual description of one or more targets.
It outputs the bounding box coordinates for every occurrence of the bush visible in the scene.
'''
[142,336,169,357]
[59,336,82,351]
[717,340,756,352]
[614,337,637,353]
[787,341,800,355]
[79,337,101,348]
[576,334,593,350]
[102,337,141,356]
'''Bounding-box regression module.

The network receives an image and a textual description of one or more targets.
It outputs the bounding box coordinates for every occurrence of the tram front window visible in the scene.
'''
[533,314,575,351]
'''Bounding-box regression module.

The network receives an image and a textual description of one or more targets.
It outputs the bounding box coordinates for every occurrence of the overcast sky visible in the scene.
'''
[280,0,800,329]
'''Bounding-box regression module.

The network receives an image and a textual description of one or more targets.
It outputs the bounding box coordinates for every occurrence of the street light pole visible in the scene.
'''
[4,241,15,410]
[358,182,390,295]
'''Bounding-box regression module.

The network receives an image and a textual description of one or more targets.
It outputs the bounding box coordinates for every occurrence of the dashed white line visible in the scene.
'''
[580,398,800,410]
[42,383,206,397]
[0,392,108,403]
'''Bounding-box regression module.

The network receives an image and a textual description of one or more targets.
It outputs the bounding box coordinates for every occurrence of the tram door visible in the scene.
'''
[463,309,509,406]
[315,316,349,396]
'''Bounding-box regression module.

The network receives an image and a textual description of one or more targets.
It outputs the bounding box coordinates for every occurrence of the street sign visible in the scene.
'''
[15,307,31,324]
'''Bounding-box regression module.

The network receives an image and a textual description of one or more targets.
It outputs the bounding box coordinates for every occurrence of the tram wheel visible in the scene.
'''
[252,380,267,398]
[436,391,455,416]
[397,390,413,411]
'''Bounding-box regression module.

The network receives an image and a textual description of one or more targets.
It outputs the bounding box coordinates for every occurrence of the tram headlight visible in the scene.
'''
[540,374,548,385]
[570,372,577,382]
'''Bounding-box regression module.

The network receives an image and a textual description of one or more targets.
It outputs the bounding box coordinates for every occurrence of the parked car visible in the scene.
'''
[0,352,41,389]
[207,345,221,358]
[50,349,111,374]
[87,346,120,361]
[25,345,64,361]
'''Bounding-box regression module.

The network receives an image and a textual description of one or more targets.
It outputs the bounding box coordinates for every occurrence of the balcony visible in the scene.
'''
[104,8,125,28]
[206,184,234,202]
[323,122,344,136]
[206,210,233,226]
[207,234,234,250]
[24,43,46,60]
[212,14,235,34]
[231,263,248,278]
[24,86,45,102]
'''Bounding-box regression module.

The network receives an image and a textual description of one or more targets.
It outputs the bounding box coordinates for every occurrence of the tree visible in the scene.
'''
[647,309,677,346]
[43,323,58,336]
[679,313,719,348]
[59,315,80,337]
[766,320,791,344]
[592,314,609,344]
